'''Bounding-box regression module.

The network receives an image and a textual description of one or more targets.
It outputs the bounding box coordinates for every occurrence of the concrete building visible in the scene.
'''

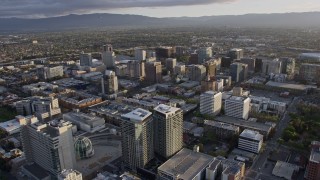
[153,104,183,158]
[16,96,61,121]
[200,91,222,116]
[299,64,320,83]
[186,64,207,81]
[80,52,92,67]
[121,108,154,171]
[20,119,76,176]
[198,47,212,63]
[189,53,199,65]
[58,90,102,109]
[63,111,105,133]
[272,161,299,180]
[37,66,64,80]
[127,60,145,79]
[165,58,176,73]
[204,120,240,140]
[58,169,82,180]
[102,44,115,68]
[238,129,263,154]
[157,148,215,180]
[22,82,58,96]
[262,59,282,75]
[174,64,186,76]
[145,61,162,83]
[228,48,244,60]
[232,87,243,96]
[225,96,250,120]
[280,57,295,78]
[103,70,118,94]
[206,156,245,180]
[305,141,320,180]
[201,76,216,92]
[134,48,146,61]
[0,115,36,135]
[115,64,127,77]
[240,58,255,73]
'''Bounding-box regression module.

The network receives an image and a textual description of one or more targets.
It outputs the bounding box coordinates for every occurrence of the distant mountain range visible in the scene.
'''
[0,12,320,32]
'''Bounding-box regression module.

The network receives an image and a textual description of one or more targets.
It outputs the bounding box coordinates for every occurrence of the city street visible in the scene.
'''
[246,96,300,179]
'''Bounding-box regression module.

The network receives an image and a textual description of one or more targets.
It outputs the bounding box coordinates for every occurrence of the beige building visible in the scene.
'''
[58,169,82,180]
[121,108,154,171]
[20,118,76,176]
[153,104,183,158]
[127,60,145,79]
[165,58,177,73]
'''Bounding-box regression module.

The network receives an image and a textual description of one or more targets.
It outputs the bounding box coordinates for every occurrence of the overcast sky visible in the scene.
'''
[1,0,320,18]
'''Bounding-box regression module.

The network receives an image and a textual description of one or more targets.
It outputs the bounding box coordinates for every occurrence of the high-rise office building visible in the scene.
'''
[204,60,217,77]
[145,62,162,83]
[174,64,185,76]
[102,44,115,69]
[221,56,233,68]
[240,58,256,73]
[121,108,154,170]
[279,57,295,76]
[262,59,282,75]
[102,70,118,94]
[20,119,76,176]
[153,104,183,158]
[230,63,247,83]
[186,64,207,81]
[201,76,216,92]
[165,58,177,74]
[305,141,320,180]
[238,129,263,154]
[255,58,263,72]
[189,53,199,65]
[225,96,251,120]
[127,60,145,79]
[134,48,146,61]
[80,52,92,67]
[155,47,174,59]
[198,47,212,63]
[299,64,320,83]
[175,46,187,56]
[200,91,222,116]
[58,169,82,180]
[228,48,244,60]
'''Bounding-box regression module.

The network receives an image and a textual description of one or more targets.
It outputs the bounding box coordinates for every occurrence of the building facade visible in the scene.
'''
[225,96,251,120]
[20,119,76,176]
[238,129,263,154]
[121,108,154,171]
[145,62,162,83]
[102,44,115,69]
[153,104,183,158]
[80,53,92,67]
[200,91,222,116]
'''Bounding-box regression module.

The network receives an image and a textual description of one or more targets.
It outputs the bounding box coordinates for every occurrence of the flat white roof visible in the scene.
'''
[240,129,263,141]
[0,119,21,133]
[121,108,152,122]
[158,148,214,180]
[154,104,180,115]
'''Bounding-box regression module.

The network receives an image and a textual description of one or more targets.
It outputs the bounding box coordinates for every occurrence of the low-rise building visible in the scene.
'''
[157,148,215,180]
[272,161,299,180]
[238,129,263,154]
[204,120,240,140]
[58,91,102,109]
[63,111,105,133]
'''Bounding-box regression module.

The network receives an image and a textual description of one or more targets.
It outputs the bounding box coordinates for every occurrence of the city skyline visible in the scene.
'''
[1,0,320,18]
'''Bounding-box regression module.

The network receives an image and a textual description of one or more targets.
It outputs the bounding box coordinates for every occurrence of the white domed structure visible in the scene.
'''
[74,137,94,160]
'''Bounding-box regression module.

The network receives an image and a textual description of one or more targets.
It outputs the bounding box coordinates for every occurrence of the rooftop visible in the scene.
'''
[154,104,180,115]
[204,120,239,131]
[157,148,214,180]
[121,108,152,122]
[266,81,317,91]
[272,161,299,180]
[240,129,263,141]
[228,96,248,102]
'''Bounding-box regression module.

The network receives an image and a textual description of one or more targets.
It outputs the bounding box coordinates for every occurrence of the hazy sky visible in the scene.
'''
[1,0,320,18]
